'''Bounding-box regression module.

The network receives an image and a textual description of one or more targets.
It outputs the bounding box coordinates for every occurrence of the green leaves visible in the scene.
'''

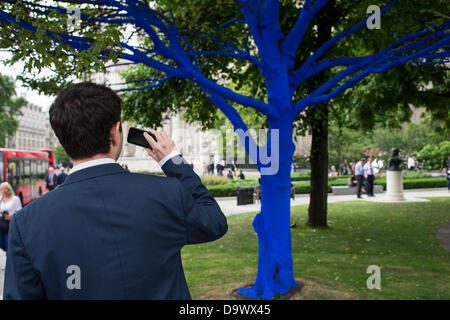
[0,74,26,148]
[418,141,450,170]
[54,144,71,163]
[0,0,129,95]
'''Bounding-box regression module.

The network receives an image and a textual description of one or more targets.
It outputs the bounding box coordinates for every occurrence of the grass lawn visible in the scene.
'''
[181,197,450,299]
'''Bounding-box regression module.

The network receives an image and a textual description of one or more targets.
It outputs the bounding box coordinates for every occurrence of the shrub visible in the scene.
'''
[418,141,450,170]
[291,176,311,182]
[293,155,310,169]
[206,177,447,197]
[293,182,310,194]
[200,176,230,185]
[292,180,350,194]
[403,178,447,189]
[374,178,447,190]
[290,172,350,182]
[291,172,310,181]
[207,184,237,197]
[401,171,432,179]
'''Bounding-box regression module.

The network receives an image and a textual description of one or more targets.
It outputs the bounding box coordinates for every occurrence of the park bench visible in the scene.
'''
[331,185,383,196]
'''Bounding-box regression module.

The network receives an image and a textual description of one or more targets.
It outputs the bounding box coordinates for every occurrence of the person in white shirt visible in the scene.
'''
[407,156,415,171]
[355,158,366,198]
[364,158,376,197]
[377,158,384,172]
[0,182,22,251]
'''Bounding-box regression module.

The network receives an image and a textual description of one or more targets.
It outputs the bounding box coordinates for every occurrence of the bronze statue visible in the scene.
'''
[388,148,403,171]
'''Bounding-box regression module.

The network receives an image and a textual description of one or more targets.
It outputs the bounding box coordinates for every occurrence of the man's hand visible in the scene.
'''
[143,130,176,163]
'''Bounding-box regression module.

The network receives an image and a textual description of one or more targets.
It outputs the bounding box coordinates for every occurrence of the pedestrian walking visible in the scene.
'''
[339,160,348,175]
[407,156,415,171]
[355,158,366,198]
[0,182,22,251]
[447,166,450,193]
[364,158,376,197]
[57,167,68,186]
[216,162,221,176]
[44,167,58,191]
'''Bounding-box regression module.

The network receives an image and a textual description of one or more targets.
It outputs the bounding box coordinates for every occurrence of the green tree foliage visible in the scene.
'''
[0,74,26,147]
[330,65,449,133]
[54,144,71,164]
[328,116,450,168]
[418,141,450,170]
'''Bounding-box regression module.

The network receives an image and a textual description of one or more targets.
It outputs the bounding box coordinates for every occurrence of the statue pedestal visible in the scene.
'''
[386,170,405,201]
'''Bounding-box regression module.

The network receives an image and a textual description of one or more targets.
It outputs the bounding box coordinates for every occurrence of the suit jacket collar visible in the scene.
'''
[59,163,127,187]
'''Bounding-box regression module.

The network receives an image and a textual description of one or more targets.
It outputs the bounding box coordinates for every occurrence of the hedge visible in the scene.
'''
[207,184,238,197]
[290,174,351,182]
[206,177,447,197]
[207,180,351,197]
[374,178,447,190]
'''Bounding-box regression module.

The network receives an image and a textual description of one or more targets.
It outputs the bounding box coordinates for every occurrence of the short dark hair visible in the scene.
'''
[49,82,122,160]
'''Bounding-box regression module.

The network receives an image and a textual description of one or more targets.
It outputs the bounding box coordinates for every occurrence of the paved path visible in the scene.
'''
[437,220,450,252]
[216,188,450,216]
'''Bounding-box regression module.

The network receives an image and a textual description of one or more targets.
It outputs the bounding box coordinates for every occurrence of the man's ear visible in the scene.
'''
[110,121,122,146]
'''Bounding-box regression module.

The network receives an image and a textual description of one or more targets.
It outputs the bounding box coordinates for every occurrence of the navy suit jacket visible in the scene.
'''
[3,155,227,299]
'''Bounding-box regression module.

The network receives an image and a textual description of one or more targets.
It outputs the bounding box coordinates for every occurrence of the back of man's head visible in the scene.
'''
[49,82,122,160]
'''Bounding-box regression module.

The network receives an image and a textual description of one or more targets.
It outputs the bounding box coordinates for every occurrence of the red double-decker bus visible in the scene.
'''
[0,149,49,205]
[39,148,55,169]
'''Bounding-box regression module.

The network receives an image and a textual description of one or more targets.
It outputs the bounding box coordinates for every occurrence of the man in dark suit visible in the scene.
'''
[3,83,227,299]
[56,167,68,186]
[355,158,366,199]
[44,167,58,191]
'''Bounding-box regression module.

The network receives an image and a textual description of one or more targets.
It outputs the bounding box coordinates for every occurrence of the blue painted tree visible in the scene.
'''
[0,0,449,299]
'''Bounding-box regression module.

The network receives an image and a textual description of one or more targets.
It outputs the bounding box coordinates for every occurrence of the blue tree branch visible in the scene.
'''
[204,89,260,164]
[294,0,399,80]
[212,18,246,31]
[290,20,449,92]
[289,56,370,93]
[235,0,263,55]
[282,0,329,70]
[182,31,266,77]
[114,76,174,92]
[294,33,450,114]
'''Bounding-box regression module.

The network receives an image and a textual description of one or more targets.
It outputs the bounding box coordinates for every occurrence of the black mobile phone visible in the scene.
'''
[127,127,157,150]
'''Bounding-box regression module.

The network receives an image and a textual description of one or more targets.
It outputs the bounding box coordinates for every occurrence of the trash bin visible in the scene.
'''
[237,186,255,205]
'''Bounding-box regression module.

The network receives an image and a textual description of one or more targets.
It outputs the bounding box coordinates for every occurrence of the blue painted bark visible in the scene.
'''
[238,117,297,299]
[1,0,449,300]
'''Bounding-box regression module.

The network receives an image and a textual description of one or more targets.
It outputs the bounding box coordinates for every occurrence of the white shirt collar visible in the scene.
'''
[69,158,116,175]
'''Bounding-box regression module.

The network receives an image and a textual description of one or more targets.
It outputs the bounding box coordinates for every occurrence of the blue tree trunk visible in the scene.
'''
[238,117,298,299]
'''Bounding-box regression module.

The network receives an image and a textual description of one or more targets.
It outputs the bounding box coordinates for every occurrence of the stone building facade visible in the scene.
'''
[5,101,58,151]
